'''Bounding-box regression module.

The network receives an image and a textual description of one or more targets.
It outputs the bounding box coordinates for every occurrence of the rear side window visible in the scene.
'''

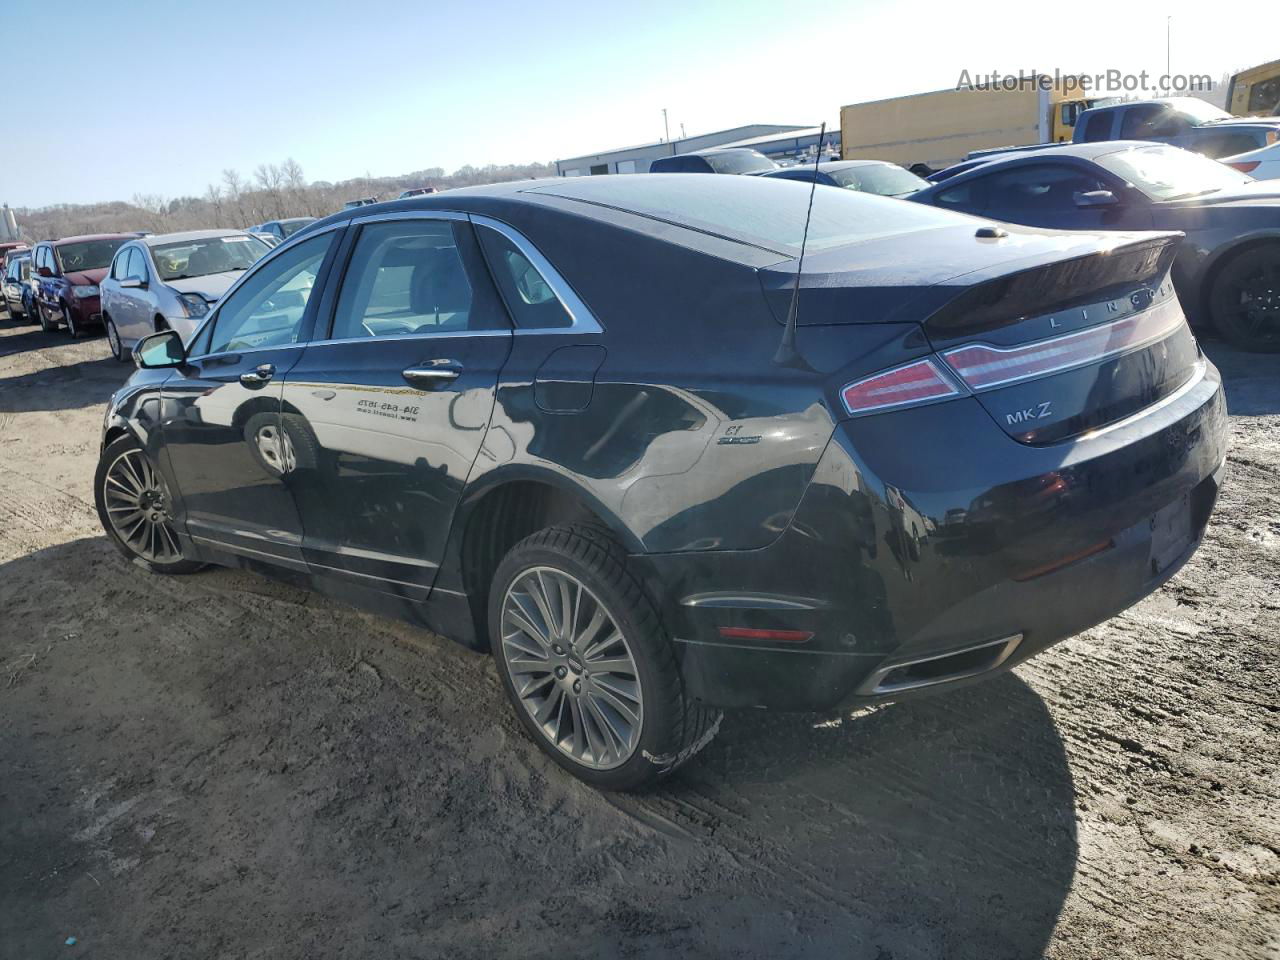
[1080,111,1113,142]
[330,219,507,340]
[477,225,573,330]
[982,164,1108,214]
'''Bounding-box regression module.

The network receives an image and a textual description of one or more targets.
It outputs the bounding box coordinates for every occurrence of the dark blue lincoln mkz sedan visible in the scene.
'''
[96,174,1227,790]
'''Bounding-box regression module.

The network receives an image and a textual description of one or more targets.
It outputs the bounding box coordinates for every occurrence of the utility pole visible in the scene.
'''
[662,108,670,143]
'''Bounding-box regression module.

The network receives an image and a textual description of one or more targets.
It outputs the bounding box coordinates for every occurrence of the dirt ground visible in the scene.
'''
[0,313,1276,960]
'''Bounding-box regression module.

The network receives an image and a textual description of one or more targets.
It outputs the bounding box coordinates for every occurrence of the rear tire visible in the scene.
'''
[94,434,205,575]
[38,301,55,333]
[489,523,720,791]
[1209,245,1280,352]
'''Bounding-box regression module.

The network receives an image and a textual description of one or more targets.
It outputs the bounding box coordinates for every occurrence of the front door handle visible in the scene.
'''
[402,359,462,389]
[240,363,275,387]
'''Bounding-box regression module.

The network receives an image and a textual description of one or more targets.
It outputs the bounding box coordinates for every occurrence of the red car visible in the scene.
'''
[31,234,135,337]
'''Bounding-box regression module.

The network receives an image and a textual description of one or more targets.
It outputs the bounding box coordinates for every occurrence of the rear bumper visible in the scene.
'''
[635,359,1228,711]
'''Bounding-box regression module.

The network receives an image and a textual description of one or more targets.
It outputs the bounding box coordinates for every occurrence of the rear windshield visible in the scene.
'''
[705,151,778,175]
[535,175,966,255]
[55,239,126,273]
[150,235,269,281]
[280,219,312,238]
[828,164,929,197]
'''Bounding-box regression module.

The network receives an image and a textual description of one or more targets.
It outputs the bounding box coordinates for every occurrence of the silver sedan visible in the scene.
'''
[99,229,271,360]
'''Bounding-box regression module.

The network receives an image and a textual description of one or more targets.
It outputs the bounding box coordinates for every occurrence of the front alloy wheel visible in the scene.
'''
[94,436,204,574]
[106,319,125,361]
[63,302,83,339]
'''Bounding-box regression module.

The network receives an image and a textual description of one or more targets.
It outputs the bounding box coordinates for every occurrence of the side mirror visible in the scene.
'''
[120,276,147,289]
[133,329,185,369]
[1075,189,1120,209]
[37,266,53,278]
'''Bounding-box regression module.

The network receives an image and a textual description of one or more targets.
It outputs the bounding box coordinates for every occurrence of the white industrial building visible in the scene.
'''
[555,124,841,176]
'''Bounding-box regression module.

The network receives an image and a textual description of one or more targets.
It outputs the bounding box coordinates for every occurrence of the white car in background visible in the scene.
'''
[99,229,270,360]
[1223,141,1280,180]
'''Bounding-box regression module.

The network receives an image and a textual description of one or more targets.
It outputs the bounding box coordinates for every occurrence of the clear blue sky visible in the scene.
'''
[4,0,1278,208]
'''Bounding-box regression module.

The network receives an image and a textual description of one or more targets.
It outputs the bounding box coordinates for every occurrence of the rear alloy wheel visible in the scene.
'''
[94,435,204,574]
[105,318,126,362]
[1210,246,1280,353]
[490,524,721,791]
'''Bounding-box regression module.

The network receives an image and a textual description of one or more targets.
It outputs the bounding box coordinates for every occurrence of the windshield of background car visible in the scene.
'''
[150,235,270,281]
[706,151,778,174]
[829,164,930,197]
[55,239,126,272]
[537,174,967,255]
[1095,145,1254,201]
[1174,99,1233,125]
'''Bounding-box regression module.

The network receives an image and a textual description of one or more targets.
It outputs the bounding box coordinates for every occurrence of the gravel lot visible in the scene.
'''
[1,314,1277,960]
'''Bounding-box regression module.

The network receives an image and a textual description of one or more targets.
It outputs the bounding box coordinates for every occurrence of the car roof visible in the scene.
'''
[138,228,257,246]
[50,233,137,245]
[947,139,1167,167]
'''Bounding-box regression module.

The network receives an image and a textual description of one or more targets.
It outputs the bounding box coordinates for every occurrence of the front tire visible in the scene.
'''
[63,301,85,339]
[105,317,127,362]
[94,435,205,575]
[489,524,720,791]
[1209,246,1280,352]
[38,301,55,333]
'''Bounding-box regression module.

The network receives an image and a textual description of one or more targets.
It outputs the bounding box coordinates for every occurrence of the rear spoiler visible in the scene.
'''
[923,235,1182,341]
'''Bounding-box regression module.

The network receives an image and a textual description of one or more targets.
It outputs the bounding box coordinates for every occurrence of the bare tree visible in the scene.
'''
[221,168,247,226]
[281,157,311,216]
[204,184,225,227]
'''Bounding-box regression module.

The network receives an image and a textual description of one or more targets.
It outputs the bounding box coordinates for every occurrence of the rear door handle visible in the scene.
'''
[240,363,275,387]
[402,359,462,389]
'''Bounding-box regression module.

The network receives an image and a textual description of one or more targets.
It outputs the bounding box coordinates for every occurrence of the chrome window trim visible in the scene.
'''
[183,220,350,362]
[305,329,511,349]
[350,208,468,225]
[469,214,603,335]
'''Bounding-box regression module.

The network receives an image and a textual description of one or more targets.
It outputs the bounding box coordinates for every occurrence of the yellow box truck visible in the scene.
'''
[1227,59,1280,117]
[840,80,1110,173]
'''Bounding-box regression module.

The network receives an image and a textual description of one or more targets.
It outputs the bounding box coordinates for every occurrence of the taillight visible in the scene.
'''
[941,295,1186,392]
[1228,160,1260,173]
[840,358,961,415]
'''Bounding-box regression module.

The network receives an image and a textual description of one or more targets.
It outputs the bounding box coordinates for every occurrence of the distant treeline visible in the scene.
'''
[13,159,556,240]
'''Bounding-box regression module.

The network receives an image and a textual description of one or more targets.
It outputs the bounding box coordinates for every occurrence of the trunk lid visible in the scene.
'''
[766,227,1196,444]
[922,234,1195,444]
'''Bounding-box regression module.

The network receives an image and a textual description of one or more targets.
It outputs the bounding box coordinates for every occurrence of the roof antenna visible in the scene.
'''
[773,122,825,368]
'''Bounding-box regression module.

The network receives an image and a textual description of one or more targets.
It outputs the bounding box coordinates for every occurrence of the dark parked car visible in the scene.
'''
[31,233,134,337]
[342,197,379,209]
[910,141,1280,351]
[95,175,1227,790]
[398,187,438,199]
[255,217,317,243]
[648,147,778,174]
[1073,98,1280,159]
[928,156,1006,183]
[761,160,928,197]
[3,252,34,322]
